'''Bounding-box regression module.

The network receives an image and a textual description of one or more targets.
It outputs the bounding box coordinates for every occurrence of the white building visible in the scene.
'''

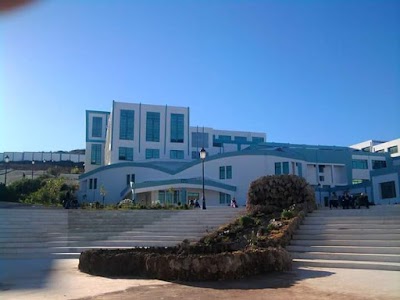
[351,139,400,158]
[78,101,399,207]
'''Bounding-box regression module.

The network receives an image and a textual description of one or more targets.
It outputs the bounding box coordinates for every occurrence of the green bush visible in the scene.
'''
[24,177,66,205]
[239,215,255,227]
[247,175,315,214]
[281,209,296,220]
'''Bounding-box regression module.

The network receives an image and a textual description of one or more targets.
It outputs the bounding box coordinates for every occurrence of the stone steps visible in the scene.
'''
[289,205,400,271]
[0,206,245,258]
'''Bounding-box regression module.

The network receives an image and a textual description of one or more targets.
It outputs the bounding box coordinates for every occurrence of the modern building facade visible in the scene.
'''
[351,139,400,158]
[78,101,399,207]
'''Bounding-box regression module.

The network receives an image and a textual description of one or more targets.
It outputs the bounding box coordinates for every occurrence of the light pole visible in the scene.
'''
[31,160,35,179]
[200,148,206,210]
[4,155,9,185]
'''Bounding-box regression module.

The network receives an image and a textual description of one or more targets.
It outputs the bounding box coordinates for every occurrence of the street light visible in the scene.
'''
[199,148,207,210]
[4,155,9,185]
[31,160,35,179]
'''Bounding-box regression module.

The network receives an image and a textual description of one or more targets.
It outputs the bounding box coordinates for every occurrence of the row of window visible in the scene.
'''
[119,110,185,143]
[352,159,387,170]
[219,166,232,179]
[275,162,290,175]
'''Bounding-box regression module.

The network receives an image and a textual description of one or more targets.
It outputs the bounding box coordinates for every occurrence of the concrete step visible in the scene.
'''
[293,229,400,234]
[289,239,400,247]
[293,234,400,240]
[290,252,400,263]
[293,258,400,271]
[287,245,400,255]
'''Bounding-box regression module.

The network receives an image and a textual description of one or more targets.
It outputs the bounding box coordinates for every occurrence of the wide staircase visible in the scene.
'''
[288,205,400,271]
[0,206,244,259]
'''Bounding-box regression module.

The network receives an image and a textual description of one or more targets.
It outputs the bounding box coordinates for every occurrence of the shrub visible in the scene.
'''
[239,215,254,227]
[247,174,315,214]
[281,209,296,220]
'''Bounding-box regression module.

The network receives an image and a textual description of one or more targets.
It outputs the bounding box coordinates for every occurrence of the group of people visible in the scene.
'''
[188,197,239,208]
[329,191,369,209]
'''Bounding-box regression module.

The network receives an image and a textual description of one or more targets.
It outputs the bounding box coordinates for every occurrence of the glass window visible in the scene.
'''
[219,192,225,204]
[226,166,232,179]
[283,162,289,174]
[234,136,247,143]
[146,112,160,142]
[170,114,184,143]
[146,149,160,159]
[119,147,133,161]
[352,159,368,169]
[388,146,398,154]
[252,137,264,143]
[120,110,134,140]
[372,160,387,169]
[275,162,282,175]
[362,146,371,152]
[380,181,396,199]
[318,165,325,173]
[376,149,385,153]
[89,179,93,189]
[91,144,102,165]
[219,135,231,142]
[158,191,166,204]
[319,175,325,182]
[219,166,225,179]
[93,178,97,190]
[170,150,184,159]
[126,174,130,186]
[191,132,209,148]
[92,117,103,138]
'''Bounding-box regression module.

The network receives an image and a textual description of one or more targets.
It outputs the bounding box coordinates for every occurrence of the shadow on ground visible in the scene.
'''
[170,267,335,290]
[0,258,56,291]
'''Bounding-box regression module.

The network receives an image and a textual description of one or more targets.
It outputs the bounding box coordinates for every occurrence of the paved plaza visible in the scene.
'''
[0,258,399,300]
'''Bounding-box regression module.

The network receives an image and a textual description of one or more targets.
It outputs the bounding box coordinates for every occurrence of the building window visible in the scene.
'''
[191,132,209,148]
[226,166,232,179]
[219,166,225,179]
[170,114,184,143]
[119,147,133,161]
[362,146,371,152]
[219,193,231,205]
[376,149,385,153]
[91,144,102,165]
[92,117,102,138]
[146,112,160,142]
[146,149,160,159]
[191,151,198,159]
[283,162,289,174]
[93,178,97,190]
[219,135,231,142]
[275,162,282,175]
[126,174,135,185]
[120,110,134,140]
[319,176,325,182]
[252,137,264,143]
[158,191,166,203]
[318,165,325,173]
[380,181,396,199]
[388,146,398,154]
[234,136,247,143]
[372,160,387,169]
[89,179,93,189]
[170,150,184,159]
[352,159,368,169]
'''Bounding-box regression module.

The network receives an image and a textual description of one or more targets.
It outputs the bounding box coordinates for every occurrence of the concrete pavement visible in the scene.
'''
[0,258,399,300]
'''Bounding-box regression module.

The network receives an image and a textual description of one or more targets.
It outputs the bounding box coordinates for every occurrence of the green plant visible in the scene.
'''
[281,209,296,220]
[239,215,254,227]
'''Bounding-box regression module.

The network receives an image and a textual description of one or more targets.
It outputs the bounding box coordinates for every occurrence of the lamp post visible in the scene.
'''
[199,148,206,210]
[31,160,35,179]
[4,155,9,185]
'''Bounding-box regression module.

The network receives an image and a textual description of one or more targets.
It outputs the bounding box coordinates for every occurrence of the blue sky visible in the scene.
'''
[1,0,399,152]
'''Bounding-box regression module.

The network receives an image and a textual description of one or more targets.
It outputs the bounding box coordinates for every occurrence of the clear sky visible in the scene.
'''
[1,0,399,152]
